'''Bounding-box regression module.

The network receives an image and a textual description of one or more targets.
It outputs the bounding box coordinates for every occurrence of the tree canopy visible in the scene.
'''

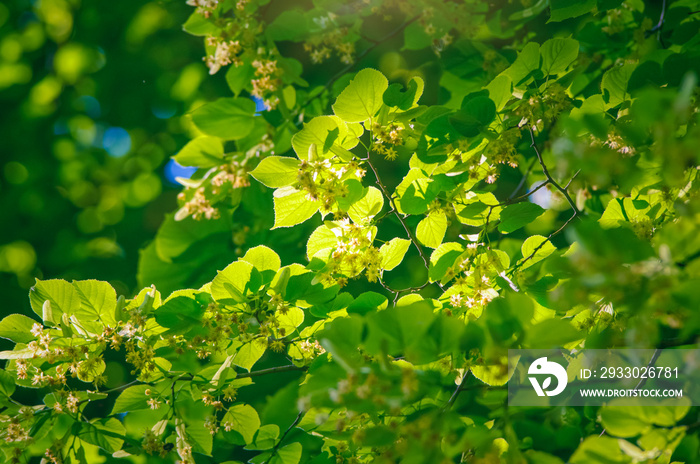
[1,0,700,463]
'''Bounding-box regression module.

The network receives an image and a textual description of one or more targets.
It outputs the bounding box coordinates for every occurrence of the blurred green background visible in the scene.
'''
[0,0,235,327]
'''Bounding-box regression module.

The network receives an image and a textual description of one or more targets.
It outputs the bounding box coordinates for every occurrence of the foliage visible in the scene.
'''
[1,0,700,463]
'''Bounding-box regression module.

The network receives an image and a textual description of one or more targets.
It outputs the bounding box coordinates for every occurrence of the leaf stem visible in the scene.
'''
[442,370,471,412]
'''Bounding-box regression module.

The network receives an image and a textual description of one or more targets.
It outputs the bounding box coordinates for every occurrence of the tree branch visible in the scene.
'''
[365,155,432,272]
[529,127,581,217]
[237,364,307,379]
[265,410,304,464]
[508,212,576,275]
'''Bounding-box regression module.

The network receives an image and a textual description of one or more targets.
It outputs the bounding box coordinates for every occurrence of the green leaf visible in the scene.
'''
[241,245,281,281]
[520,235,556,268]
[250,156,301,188]
[173,136,224,168]
[266,10,309,41]
[72,280,117,327]
[449,92,496,137]
[569,436,631,464]
[540,38,579,75]
[335,179,365,211]
[0,369,15,398]
[0,314,37,344]
[282,85,296,110]
[323,127,339,153]
[270,442,302,464]
[504,42,541,85]
[382,77,424,110]
[463,93,496,124]
[154,296,205,331]
[291,116,360,161]
[212,261,256,303]
[379,238,411,271]
[602,64,636,108]
[599,198,627,228]
[273,187,320,228]
[276,306,304,337]
[191,97,256,140]
[429,243,465,282]
[226,61,254,96]
[29,279,80,325]
[599,406,650,438]
[348,186,384,223]
[548,0,596,22]
[233,337,267,371]
[318,315,365,371]
[498,202,545,233]
[403,21,431,50]
[223,404,261,445]
[332,68,388,123]
[183,12,220,36]
[525,319,582,347]
[470,357,518,386]
[0,347,35,359]
[246,424,280,451]
[364,302,437,363]
[416,210,447,249]
[346,292,388,315]
[395,168,437,215]
[307,225,338,260]
[111,385,151,414]
[79,418,125,453]
[485,74,513,111]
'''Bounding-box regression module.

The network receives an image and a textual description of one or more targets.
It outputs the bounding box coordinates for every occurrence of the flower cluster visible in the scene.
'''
[443,245,505,319]
[372,121,405,161]
[251,58,281,109]
[176,159,251,221]
[484,128,521,168]
[515,83,572,129]
[444,140,501,184]
[313,218,382,284]
[204,38,242,75]
[303,18,355,65]
[186,0,219,18]
[297,157,366,214]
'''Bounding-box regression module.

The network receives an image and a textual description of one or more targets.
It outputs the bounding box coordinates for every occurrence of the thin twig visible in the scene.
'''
[265,411,304,464]
[647,0,667,34]
[528,127,581,216]
[508,213,577,275]
[498,180,550,207]
[365,155,433,272]
[179,364,307,382]
[238,364,307,379]
[508,158,537,200]
[599,349,661,437]
[443,370,471,412]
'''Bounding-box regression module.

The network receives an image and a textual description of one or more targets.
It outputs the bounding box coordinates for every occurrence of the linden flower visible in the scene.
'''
[147,398,161,410]
[30,323,44,338]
